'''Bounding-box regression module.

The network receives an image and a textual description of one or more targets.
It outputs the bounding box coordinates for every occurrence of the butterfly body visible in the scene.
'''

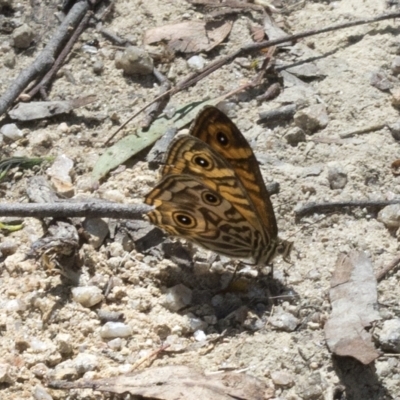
[144,106,290,265]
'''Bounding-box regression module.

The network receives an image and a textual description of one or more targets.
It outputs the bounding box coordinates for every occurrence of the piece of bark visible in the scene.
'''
[324,251,381,364]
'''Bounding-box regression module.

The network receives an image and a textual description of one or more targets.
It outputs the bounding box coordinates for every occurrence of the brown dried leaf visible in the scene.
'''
[49,365,268,400]
[324,251,381,364]
[143,20,233,53]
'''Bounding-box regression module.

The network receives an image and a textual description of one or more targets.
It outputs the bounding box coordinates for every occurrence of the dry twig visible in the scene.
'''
[376,254,400,282]
[0,202,152,220]
[294,199,400,220]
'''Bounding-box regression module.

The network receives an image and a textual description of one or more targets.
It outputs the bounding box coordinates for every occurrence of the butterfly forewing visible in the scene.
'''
[190,107,278,241]
[160,135,264,234]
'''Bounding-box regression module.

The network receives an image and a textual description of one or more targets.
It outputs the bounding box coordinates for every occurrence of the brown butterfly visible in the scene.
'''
[144,106,291,265]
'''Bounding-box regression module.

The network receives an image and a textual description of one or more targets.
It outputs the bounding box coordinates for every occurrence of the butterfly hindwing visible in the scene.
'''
[145,175,264,261]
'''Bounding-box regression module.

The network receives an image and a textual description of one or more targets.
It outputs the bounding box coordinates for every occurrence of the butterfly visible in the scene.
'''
[144,106,291,265]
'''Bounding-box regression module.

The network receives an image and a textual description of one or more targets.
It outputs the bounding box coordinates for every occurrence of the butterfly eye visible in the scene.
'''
[216,131,229,146]
[202,191,221,206]
[173,212,196,228]
[194,155,211,169]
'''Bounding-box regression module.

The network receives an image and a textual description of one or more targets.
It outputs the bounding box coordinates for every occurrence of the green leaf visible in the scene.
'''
[91,98,224,181]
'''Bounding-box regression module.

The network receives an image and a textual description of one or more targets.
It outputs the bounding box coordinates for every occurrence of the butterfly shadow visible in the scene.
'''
[139,233,299,333]
[331,356,392,400]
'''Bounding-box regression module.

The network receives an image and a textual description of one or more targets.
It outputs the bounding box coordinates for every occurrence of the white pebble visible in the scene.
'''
[33,385,53,400]
[72,353,99,374]
[4,299,27,312]
[193,330,207,341]
[268,312,299,332]
[0,123,23,141]
[162,284,192,311]
[188,315,207,332]
[100,322,132,339]
[187,55,205,70]
[107,338,123,350]
[71,286,104,308]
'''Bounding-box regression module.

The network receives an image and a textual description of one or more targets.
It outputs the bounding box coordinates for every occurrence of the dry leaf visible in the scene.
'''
[49,365,269,400]
[324,251,381,364]
[143,20,233,53]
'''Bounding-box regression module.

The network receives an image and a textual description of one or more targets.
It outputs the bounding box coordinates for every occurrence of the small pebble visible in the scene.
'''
[92,60,104,74]
[46,154,74,197]
[294,104,329,134]
[378,319,400,353]
[388,120,400,140]
[115,46,153,75]
[82,218,109,249]
[0,240,17,256]
[0,123,23,141]
[328,166,348,189]
[187,55,205,70]
[12,23,34,49]
[0,363,14,384]
[100,322,132,339]
[81,44,98,54]
[391,56,400,75]
[162,284,192,312]
[4,299,27,312]
[4,53,15,69]
[268,311,299,332]
[71,286,104,308]
[33,385,53,400]
[188,315,207,332]
[56,333,73,355]
[193,330,207,341]
[57,122,70,133]
[50,366,78,381]
[284,127,306,146]
[370,70,393,91]
[30,338,53,353]
[270,370,294,387]
[107,338,123,350]
[378,204,400,229]
[30,363,49,379]
[72,353,99,374]
[391,88,400,108]
[30,132,53,155]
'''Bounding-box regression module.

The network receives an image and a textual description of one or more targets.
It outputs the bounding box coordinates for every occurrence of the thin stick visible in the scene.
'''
[295,199,400,219]
[27,8,95,99]
[0,202,153,220]
[376,254,400,282]
[104,10,400,144]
